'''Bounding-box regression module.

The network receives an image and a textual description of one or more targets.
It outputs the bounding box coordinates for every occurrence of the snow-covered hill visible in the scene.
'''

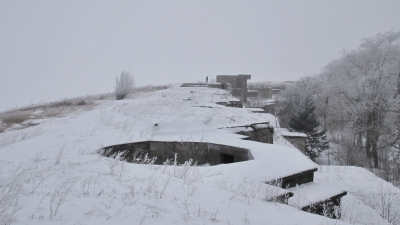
[0,85,398,225]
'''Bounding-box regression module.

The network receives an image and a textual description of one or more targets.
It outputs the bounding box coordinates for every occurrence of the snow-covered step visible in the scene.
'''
[288,182,347,218]
[281,168,318,188]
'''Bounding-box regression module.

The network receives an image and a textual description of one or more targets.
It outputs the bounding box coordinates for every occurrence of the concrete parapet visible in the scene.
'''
[102,141,250,166]
[282,136,306,154]
[207,83,222,89]
[238,74,251,80]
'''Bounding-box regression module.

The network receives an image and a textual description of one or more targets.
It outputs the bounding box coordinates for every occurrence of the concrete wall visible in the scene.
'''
[231,88,243,99]
[102,141,250,166]
[216,75,251,102]
[246,86,273,99]
[265,103,275,115]
[237,127,274,144]
[207,83,222,89]
[216,75,238,88]
[247,90,258,98]
[283,136,306,154]
[281,169,316,188]
[259,87,273,99]
[302,192,347,219]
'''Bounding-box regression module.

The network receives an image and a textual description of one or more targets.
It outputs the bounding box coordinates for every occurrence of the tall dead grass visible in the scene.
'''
[0,84,170,131]
[0,94,111,132]
[0,112,30,124]
[133,85,170,93]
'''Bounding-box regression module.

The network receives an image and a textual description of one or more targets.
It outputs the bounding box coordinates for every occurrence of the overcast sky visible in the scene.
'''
[1,1,400,111]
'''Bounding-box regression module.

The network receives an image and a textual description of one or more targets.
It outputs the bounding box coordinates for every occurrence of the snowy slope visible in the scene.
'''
[0,85,397,225]
[315,166,400,225]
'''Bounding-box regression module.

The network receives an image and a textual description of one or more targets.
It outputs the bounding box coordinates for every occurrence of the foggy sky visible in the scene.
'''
[1,1,400,111]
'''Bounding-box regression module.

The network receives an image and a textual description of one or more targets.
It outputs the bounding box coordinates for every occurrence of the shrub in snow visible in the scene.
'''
[115,71,135,100]
[289,95,329,161]
[0,112,30,125]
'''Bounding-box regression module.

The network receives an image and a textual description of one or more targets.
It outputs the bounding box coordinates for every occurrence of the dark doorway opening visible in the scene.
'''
[221,153,234,164]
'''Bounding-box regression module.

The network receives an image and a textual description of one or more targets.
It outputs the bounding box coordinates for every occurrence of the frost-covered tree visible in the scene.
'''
[321,31,400,168]
[115,71,135,100]
[275,30,400,183]
[274,76,323,128]
[289,95,329,161]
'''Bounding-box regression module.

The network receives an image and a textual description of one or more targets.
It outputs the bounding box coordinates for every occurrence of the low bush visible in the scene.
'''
[0,112,30,125]
[115,71,135,100]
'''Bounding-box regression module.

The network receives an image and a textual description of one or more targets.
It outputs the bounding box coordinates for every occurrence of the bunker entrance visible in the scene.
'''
[220,153,234,164]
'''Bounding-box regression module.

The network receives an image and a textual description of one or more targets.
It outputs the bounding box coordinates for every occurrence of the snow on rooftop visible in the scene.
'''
[288,182,347,209]
[151,128,317,183]
[246,107,265,112]
[251,123,270,129]
[278,128,308,138]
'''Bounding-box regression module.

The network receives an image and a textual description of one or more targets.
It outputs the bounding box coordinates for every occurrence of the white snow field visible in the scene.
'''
[0,84,398,225]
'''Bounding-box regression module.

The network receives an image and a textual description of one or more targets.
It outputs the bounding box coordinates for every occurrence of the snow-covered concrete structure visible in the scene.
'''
[279,128,308,154]
[0,84,359,224]
[99,85,347,217]
[216,74,251,102]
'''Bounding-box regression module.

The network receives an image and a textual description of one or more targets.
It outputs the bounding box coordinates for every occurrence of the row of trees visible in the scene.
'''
[276,30,400,185]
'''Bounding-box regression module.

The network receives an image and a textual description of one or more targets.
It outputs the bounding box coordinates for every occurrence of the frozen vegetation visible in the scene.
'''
[274,31,400,186]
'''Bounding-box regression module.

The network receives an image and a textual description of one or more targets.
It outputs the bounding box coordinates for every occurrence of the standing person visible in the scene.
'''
[206,76,208,84]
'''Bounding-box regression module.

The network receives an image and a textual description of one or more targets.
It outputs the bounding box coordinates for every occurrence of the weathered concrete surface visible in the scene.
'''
[247,90,259,98]
[216,75,239,88]
[258,87,273,99]
[283,136,306,154]
[301,191,347,219]
[281,169,317,188]
[216,74,251,102]
[234,123,274,144]
[264,103,275,115]
[102,141,250,166]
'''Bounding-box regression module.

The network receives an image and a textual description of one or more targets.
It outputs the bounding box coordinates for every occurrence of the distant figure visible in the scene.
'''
[206,76,208,84]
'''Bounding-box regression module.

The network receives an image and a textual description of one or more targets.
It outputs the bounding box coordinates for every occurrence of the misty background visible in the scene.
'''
[1,0,400,111]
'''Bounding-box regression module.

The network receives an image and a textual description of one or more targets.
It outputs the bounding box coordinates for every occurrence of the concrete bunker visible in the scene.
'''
[101,141,251,166]
[100,139,346,218]
[301,193,346,219]
[280,168,317,188]
[216,74,251,102]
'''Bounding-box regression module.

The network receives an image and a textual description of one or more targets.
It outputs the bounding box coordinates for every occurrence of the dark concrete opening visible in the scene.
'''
[302,192,347,219]
[101,141,250,166]
[221,153,234,164]
[281,169,317,188]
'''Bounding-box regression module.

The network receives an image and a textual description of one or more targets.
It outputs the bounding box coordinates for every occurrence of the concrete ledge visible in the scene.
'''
[102,141,250,166]
[280,168,318,188]
[238,74,251,80]
[181,83,207,87]
[288,182,347,218]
